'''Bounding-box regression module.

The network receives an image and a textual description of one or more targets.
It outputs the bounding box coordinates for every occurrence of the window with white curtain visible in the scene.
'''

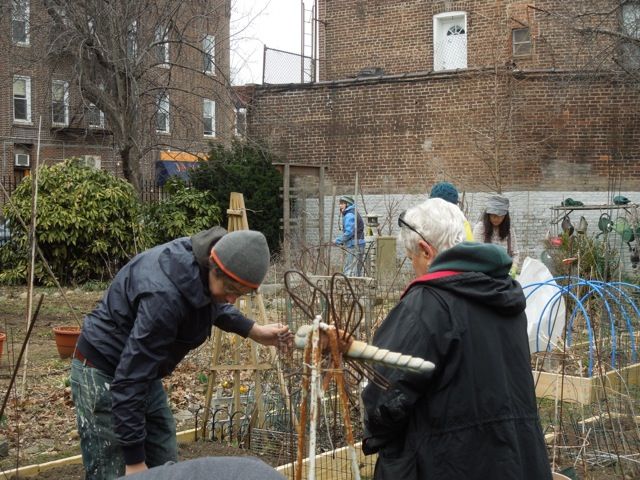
[156,93,170,133]
[203,99,215,137]
[203,35,215,74]
[12,0,29,45]
[52,80,70,126]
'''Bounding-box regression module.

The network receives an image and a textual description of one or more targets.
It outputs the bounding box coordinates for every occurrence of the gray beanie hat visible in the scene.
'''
[210,230,270,289]
[486,195,509,216]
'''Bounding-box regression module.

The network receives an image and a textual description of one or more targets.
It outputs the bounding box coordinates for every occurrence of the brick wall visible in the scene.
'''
[248,71,640,194]
[318,0,626,80]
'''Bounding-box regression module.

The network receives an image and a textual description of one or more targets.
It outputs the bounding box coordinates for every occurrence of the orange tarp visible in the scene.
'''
[159,151,207,162]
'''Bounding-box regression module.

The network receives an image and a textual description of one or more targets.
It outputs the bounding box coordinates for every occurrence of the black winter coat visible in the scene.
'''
[362,242,552,480]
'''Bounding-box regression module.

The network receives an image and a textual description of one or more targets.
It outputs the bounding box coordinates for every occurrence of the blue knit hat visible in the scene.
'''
[429,182,459,205]
[339,195,354,205]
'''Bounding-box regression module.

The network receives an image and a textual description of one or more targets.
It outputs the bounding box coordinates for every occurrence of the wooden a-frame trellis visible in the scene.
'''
[201,192,292,438]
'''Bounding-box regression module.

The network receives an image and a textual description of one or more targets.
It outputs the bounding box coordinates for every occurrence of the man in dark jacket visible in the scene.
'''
[71,227,291,479]
[362,198,551,479]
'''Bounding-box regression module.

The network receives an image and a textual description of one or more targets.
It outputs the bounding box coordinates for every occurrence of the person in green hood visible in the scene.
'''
[362,198,551,480]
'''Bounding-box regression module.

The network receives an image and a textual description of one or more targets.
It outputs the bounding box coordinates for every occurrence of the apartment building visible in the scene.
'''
[0,0,235,189]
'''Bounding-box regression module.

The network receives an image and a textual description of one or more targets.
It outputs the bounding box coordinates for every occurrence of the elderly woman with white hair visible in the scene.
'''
[361,198,551,480]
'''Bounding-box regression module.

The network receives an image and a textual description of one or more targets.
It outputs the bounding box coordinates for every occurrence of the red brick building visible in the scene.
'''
[245,1,640,194]
[0,0,235,188]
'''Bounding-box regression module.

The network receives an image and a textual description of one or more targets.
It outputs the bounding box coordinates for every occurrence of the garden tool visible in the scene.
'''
[596,213,613,237]
[561,215,574,236]
[613,195,630,205]
[562,198,584,207]
[631,246,640,269]
[576,216,588,234]
[614,217,635,244]
[294,323,435,374]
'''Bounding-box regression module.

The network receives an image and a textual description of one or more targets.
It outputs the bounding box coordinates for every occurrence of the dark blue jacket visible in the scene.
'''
[77,236,254,465]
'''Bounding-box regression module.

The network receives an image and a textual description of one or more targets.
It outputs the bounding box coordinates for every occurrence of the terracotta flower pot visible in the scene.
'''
[0,332,6,362]
[52,326,81,359]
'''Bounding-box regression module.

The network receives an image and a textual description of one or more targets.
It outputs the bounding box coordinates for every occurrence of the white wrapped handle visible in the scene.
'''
[294,325,435,374]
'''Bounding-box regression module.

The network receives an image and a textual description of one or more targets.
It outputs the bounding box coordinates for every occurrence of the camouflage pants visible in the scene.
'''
[70,359,177,480]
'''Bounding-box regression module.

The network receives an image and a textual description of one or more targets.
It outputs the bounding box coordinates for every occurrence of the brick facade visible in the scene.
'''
[318,0,624,80]
[248,70,640,193]
[243,0,639,195]
[0,0,234,185]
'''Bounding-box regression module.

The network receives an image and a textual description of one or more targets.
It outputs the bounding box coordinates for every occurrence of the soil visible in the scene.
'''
[6,441,282,480]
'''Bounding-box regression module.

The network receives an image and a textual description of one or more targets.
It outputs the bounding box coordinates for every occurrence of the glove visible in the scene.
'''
[509,266,518,279]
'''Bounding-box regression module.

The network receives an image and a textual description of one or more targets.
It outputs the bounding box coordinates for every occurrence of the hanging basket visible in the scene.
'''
[52,326,81,359]
[0,332,6,363]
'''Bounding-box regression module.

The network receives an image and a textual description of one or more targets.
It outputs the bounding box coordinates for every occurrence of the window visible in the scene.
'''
[203,99,215,137]
[621,3,640,66]
[433,12,467,71]
[155,26,169,66]
[51,4,68,28]
[87,103,105,128]
[13,76,31,123]
[203,35,215,74]
[87,16,96,35]
[235,107,246,137]
[623,3,640,39]
[127,21,137,58]
[512,28,532,56]
[12,0,29,45]
[52,80,69,126]
[156,92,170,133]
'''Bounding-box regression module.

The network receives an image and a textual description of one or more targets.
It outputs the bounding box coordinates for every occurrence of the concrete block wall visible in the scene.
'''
[296,190,640,276]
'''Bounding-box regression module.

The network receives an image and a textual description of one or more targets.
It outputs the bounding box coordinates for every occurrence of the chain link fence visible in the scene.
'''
[263,47,315,84]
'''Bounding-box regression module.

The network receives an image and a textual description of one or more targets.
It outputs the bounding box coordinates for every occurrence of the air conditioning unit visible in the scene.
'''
[82,155,101,169]
[15,153,30,167]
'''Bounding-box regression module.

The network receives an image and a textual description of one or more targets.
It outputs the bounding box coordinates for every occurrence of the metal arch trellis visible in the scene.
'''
[283,270,435,480]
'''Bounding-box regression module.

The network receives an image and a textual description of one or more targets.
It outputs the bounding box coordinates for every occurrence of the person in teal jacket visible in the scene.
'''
[334,195,366,276]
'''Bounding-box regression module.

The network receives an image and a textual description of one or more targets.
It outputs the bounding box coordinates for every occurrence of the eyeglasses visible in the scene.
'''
[398,210,431,245]
[223,281,252,297]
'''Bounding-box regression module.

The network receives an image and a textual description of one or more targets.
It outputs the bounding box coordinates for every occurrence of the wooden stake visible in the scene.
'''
[21,117,42,395]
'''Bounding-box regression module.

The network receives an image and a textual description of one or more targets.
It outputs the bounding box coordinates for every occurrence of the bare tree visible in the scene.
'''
[35,0,234,193]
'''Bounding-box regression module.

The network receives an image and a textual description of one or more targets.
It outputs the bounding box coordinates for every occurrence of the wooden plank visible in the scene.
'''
[1,455,84,478]
[534,371,592,404]
[7,428,199,478]
[533,362,640,405]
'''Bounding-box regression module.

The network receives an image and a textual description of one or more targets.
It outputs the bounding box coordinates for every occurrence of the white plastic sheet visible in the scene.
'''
[517,257,566,353]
